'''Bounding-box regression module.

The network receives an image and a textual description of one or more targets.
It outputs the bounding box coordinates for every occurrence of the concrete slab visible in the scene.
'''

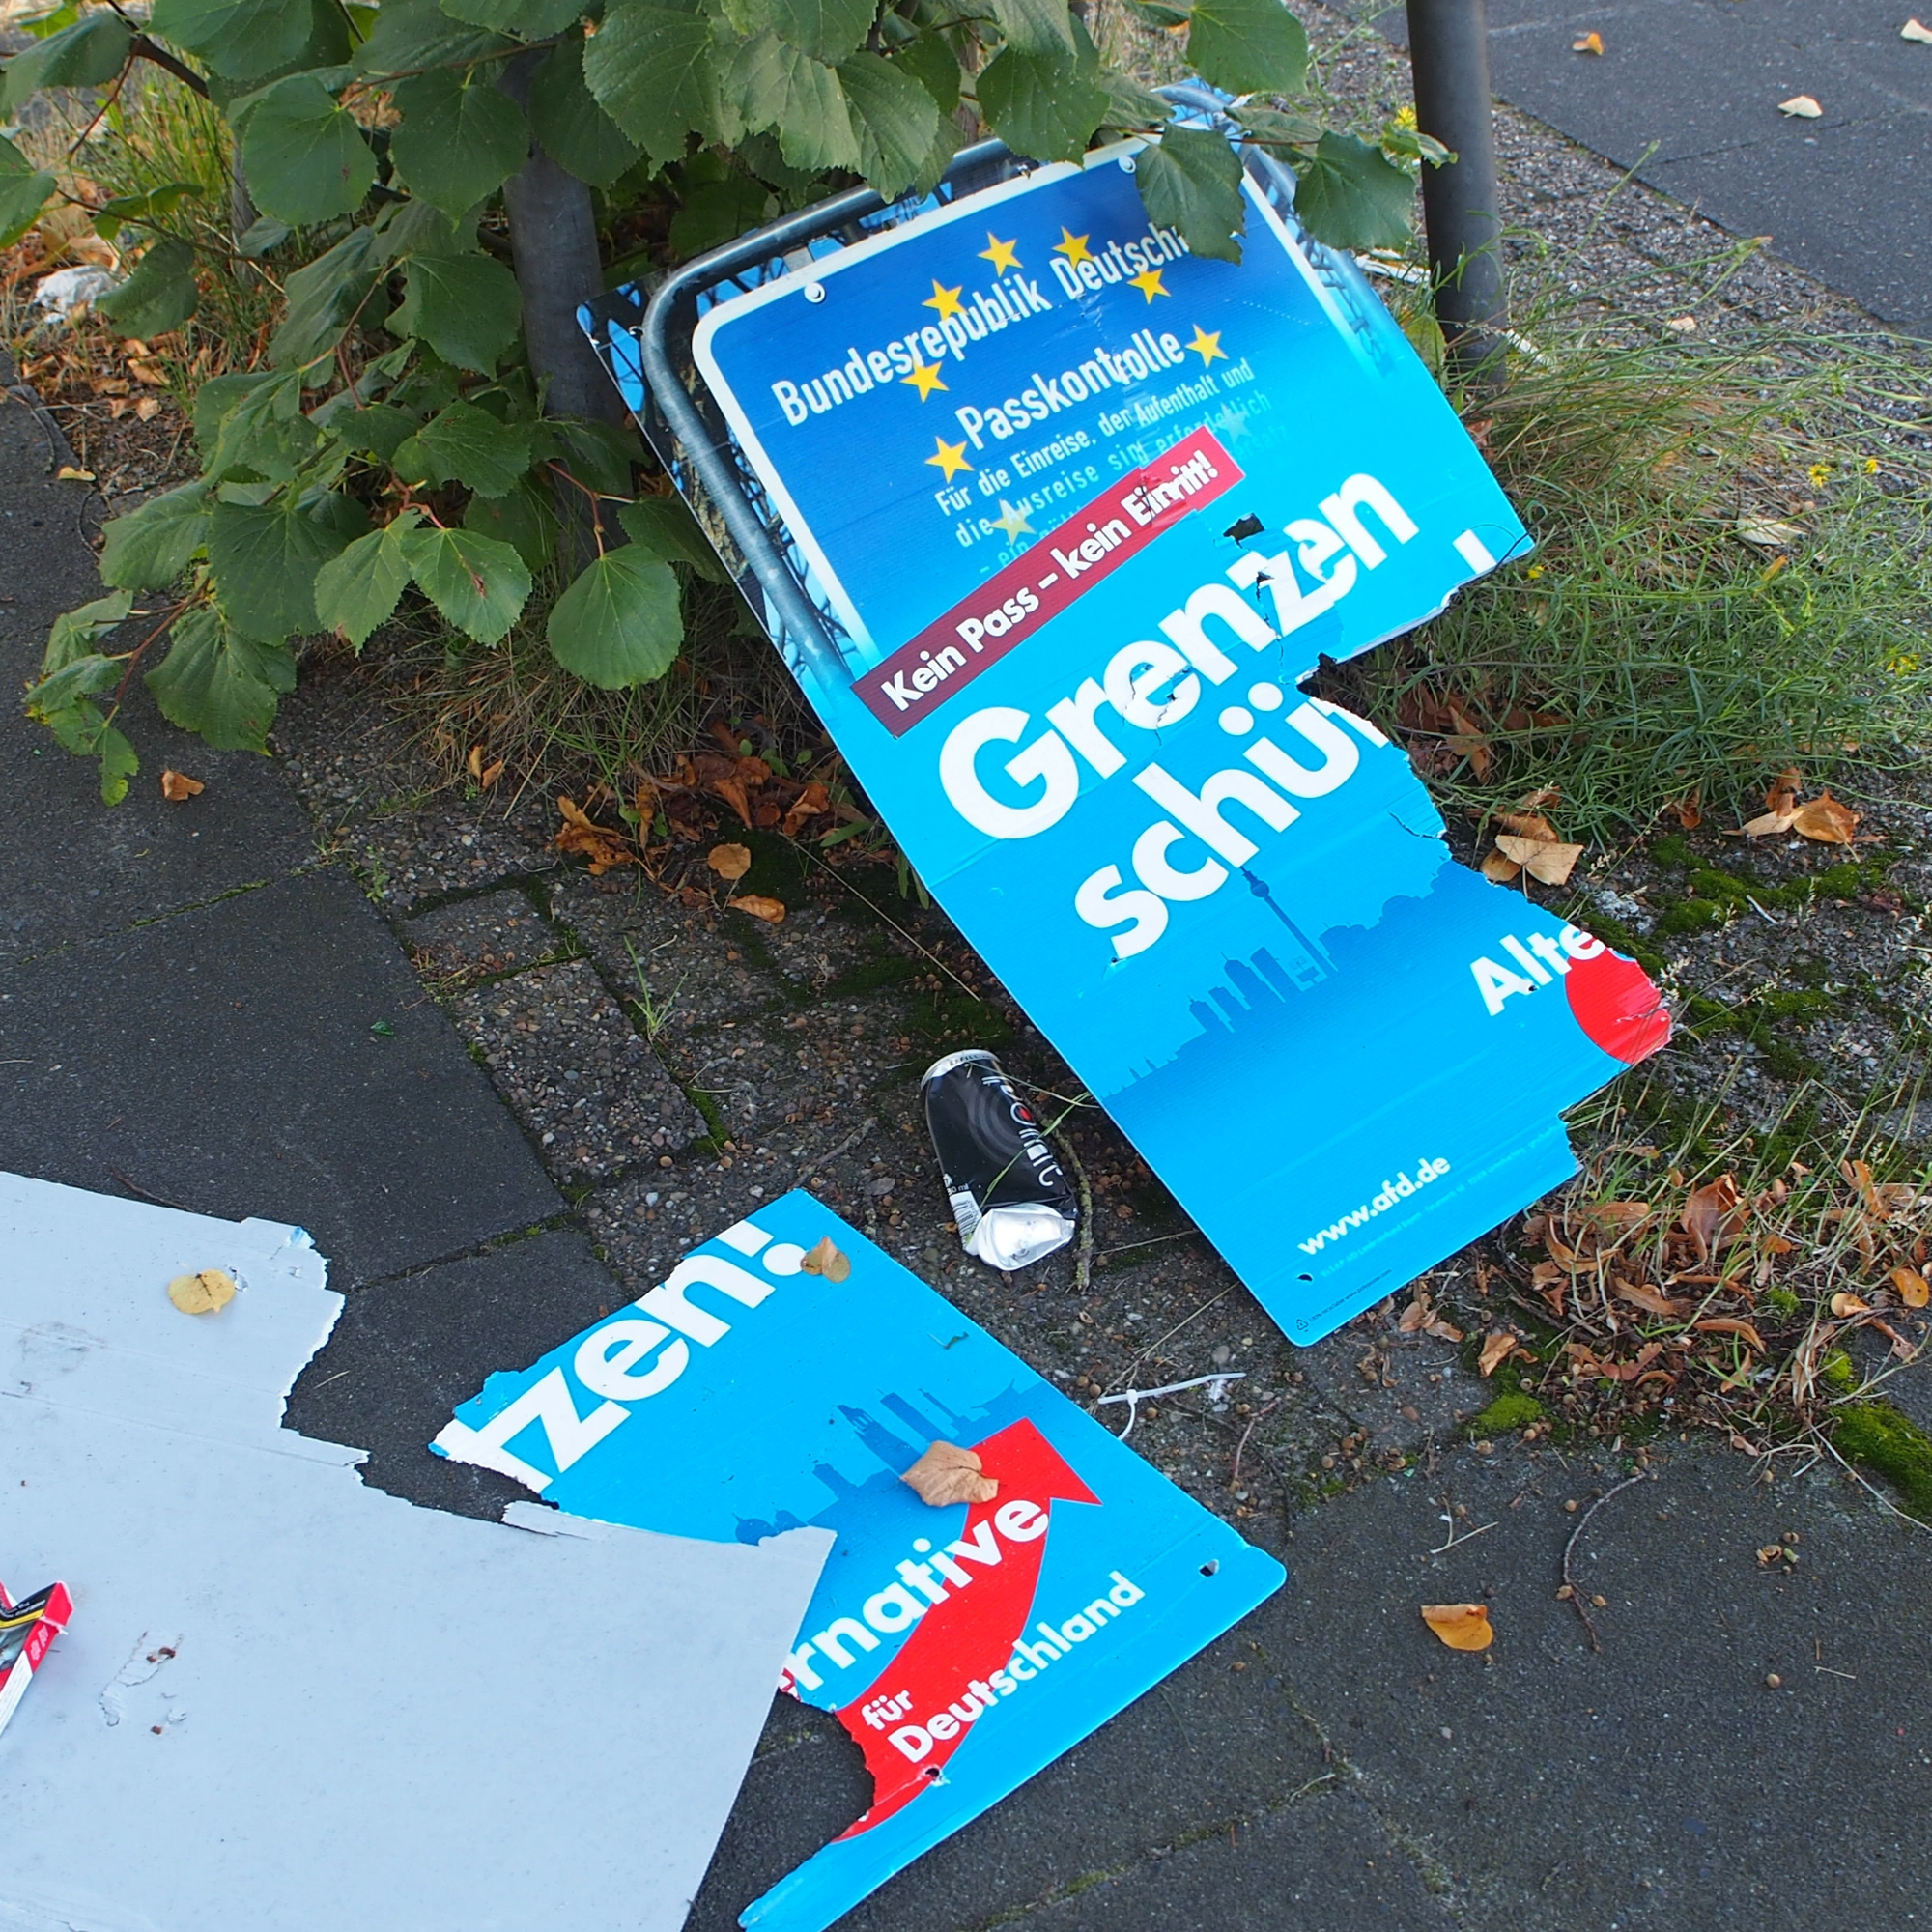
[1370,0,1932,335]
[0,866,560,1283]
[0,376,317,965]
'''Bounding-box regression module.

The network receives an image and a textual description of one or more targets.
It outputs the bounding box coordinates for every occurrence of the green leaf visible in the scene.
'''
[0,11,130,112]
[95,238,199,335]
[392,399,535,498]
[439,0,587,31]
[618,494,726,583]
[978,45,1107,165]
[837,51,941,198]
[150,0,319,80]
[355,0,506,74]
[93,720,140,805]
[1184,0,1307,97]
[400,525,531,644]
[28,651,124,714]
[668,170,771,257]
[99,482,212,590]
[1134,123,1244,262]
[985,0,1075,57]
[463,477,555,572]
[546,416,642,496]
[43,591,135,671]
[1100,70,1172,128]
[389,248,523,372]
[527,35,641,187]
[546,548,681,688]
[91,180,202,242]
[585,0,735,165]
[890,29,959,115]
[270,223,384,368]
[1233,99,1320,148]
[728,33,857,172]
[0,136,56,250]
[237,213,292,256]
[30,688,139,805]
[196,370,318,483]
[725,0,875,64]
[208,495,358,639]
[312,511,420,647]
[1292,128,1413,251]
[241,74,377,225]
[334,403,423,463]
[390,69,530,219]
[146,605,296,753]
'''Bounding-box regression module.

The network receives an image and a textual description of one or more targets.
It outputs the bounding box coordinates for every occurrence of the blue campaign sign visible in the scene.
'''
[435,1193,1284,1932]
[591,138,1668,1342]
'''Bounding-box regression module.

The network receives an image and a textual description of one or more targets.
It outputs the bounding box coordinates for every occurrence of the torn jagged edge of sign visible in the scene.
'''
[434,1189,1286,1932]
[0,1173,830,1932]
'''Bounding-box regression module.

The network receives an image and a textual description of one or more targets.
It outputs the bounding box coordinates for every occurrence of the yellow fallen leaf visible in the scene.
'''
[135,396,160,421]
[1665,315,1698,332]
[159,769,204,802]
[1573,30,1604,52]
[167,1268,236,1315]
[1480,848,1523,883]
[1696,1316,1767,1350]
[1613,1277,1686,1319]
[707,841,752,881]
[799,1235,851,1283]
[728,893,786,923]
[1740,808,1798,838]
[1905,17,1932,43]
[1790,791,1858,845]
[478,758,504,789]
[1478,1329,1518,1377]
[1777,94,1823,117]
[1830,1292,1872,1318]
[1493,833,1584,886]
[55,465,95,483]
[901,1439,998,1507]
[1889,1267,1930,1309]
[1421,1603,1493,1651]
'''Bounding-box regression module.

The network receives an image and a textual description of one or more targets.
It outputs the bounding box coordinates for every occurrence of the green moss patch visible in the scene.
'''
[1833,1402,1932,1520]
[1469,1389,1545,1437]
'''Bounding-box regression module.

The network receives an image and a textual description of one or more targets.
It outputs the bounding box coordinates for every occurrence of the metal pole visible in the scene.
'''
[1405,0,1507,385]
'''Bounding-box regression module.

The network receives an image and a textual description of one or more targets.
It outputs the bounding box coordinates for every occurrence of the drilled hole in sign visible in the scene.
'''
[1200,1560,1219,1577]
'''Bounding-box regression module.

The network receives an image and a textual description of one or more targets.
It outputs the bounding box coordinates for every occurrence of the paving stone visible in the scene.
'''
[285,1230,625,1520]
[339,797,560,912]
[402,886,569,984]
[448,957,706,1182]
[0,376,316,966]
[0,866,559,1284]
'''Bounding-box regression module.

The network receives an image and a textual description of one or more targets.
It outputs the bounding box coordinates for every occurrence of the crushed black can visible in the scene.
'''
[922,1048,1078,1269]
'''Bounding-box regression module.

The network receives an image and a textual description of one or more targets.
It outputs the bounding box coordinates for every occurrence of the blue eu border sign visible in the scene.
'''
[592,139,1669,1344]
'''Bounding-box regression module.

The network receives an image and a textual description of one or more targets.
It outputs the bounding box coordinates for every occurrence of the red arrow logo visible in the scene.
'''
[834,1418,1098,1835]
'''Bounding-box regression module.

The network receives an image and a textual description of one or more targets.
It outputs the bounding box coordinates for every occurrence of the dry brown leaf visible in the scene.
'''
[707,841,753,881]
[1790,791,1858,844]
[1586,1200,1653,1233]
[1478,1329,1518,1378]
[159,769,204,802]
[1670,790,1704,829]
[1740,808,1798,838]
[1777,93,1823,117]
[135,396,160,422]
[1496,810,1560,841]
[1829,1292,1872,1319]
[1421,1603,1493,1651]
[1614,1277,1686,1319]
[55,465,95,483]
[478,758,504,789]
[1904,17,1932,43]
[1735,518,1805,551]
[714,776,753,826]
[1493,833,1584,886]
[901,1439,998,1507]
[1764,769,1803,815]
[1442,697,1492,780]
[1695,1316,1767,1351]
[781,780,833,837]
[728,894,786,923]
[1572,30,1604,52]
[1682,1175,1745,1258]
[1480,848,1523,883]
[167,1268,237,1316]
[554,797,637,875]
[1397,1292,1432,1333]
[1888,1267,1930,1309]
[799,1235,851,1284]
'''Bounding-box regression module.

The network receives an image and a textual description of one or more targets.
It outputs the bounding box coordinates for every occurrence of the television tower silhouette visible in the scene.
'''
[1241,867,1331,982]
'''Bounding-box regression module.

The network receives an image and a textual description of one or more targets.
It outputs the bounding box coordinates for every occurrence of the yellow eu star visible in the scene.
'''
[923,280,965,320]
[902,359,948,400]
[925,437,973,482]
[1186,325,1226,366]
[1053,229,1093,268]
[978,233,1021,275]
[1128,268,1169,302]
[991,500,1033,541]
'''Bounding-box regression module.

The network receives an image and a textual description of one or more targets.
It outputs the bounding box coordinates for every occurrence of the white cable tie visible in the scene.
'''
[1096,1371,1245,1439]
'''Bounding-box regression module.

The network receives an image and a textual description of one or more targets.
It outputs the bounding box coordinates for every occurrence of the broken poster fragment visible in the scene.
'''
[0,1577,71,1741]
[583,124,1667,1343]
[435,1192,1285,1932]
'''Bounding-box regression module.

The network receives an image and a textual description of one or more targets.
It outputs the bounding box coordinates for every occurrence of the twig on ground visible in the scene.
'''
[1051,1126,1095,1296]
[1560,1471,1651,1650]
[108,1166,189,1211]
[794,1115,878,1189]
[1231,1396,1282,1491]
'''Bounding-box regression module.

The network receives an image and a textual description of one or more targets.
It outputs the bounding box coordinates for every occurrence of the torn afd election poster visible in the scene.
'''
[436,1192,1285,1932]
[584,135,1668,1343]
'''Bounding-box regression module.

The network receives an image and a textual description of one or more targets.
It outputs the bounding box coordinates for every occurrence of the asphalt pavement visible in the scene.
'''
[1373,0,1932,337]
